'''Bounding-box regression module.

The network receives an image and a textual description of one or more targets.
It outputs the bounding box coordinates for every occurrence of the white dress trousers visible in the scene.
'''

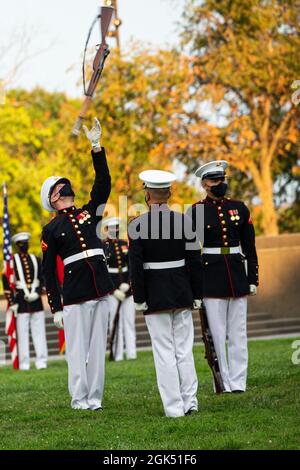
[145,309,198,418]
[17,311,48,370]
[63,297,109,410]
[203,297,248,392]
[108,294,137,361]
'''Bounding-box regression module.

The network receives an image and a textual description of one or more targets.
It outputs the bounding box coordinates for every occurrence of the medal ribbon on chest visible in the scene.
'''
[228,209,240,221]
[76,210,91,225]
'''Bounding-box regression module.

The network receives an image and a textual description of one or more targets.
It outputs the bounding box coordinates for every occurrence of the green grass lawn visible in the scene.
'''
[0,338,299,450]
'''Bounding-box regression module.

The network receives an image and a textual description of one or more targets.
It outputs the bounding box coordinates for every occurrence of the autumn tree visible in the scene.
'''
[0,88,73,252]
[87,45,198,208]
[0,46,198,258]
[173,0,300,235]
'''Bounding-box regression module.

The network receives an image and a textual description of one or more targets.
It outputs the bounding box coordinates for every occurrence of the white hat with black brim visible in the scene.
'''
[139,170,176,188]
[12,232,31,244]
[40,176,71,212]
[195,160,228,182]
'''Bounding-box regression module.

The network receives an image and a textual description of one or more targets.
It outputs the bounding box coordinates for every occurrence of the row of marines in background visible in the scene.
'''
[3,118,258,417]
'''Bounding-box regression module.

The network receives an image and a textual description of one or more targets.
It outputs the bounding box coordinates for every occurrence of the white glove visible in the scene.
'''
[119,283,130,293]
[82,117,102,149]
[113,289,126,302]
[53,311,64,329]
[193,299,202,309]
[249,284,257,296]
[9,304,18,316]
[135,302,148,312]
[24,292,39,303]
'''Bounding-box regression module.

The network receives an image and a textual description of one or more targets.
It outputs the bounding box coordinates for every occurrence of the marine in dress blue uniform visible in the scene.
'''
[103,217,136,361]
[2,232,48,370]
[128,170,202,417]
[188,161,259,392]
[40,118,113,410]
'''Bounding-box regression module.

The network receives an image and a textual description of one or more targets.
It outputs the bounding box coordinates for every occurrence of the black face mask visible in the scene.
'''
[59,184,75,198]
[17,242,29,254]
[210,182,228,198]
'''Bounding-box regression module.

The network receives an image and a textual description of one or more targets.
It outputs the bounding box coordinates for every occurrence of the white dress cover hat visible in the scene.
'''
[139,170,176,188]
[12,232,31,243]
[40,176,71,212]
[195,160,228,181]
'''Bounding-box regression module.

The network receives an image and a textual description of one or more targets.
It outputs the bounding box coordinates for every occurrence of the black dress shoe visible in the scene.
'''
[232,390,244,393]
[91,407,103,411]
[185,408,198,416]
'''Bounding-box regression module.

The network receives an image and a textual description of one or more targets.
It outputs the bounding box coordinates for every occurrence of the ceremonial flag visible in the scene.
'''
[2,183,19,369]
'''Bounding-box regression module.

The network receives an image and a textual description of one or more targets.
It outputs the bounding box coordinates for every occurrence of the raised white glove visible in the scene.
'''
[82,117,102,149]
[193,299,202,309]
[53,311,64,329]
[249,284,257,296]
[113,289,126,302]
[119,283,130,293]
[24,292,39,303]
[135,302,148,312]
[9,304,18,316]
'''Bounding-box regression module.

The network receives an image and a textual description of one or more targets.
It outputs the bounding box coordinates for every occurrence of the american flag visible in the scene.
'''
[56,255,65,354]
[2,183,19,369]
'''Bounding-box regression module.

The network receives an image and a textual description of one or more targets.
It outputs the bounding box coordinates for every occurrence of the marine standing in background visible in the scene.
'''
[40,118,113,410]
[188,161,259,393]
[2,232,48,370]
[103,217,136,362]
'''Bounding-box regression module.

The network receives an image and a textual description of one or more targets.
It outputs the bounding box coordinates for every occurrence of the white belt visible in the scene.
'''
[143,259,185,270]
[63,249,105,266]
[108,267,128,274]
[202,246,241,255]
[15,280,40,290]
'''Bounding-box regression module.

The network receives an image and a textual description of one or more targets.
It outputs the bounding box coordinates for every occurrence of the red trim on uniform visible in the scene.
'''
[191,200,204,208]
[224,198,243,203]
[201,199,213,208]
[67,213,102,298]
[223,255,235,297]
[41,240,48,252]
[210,200,236,298]
[85,258,102,298]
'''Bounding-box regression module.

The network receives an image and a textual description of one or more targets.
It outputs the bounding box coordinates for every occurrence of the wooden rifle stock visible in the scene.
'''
[72,96,93,136]
[199,304,225,394]
[71,6,114,136]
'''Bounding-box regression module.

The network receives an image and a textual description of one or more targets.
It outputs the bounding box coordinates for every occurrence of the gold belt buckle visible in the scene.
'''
[83,249,93,258]
[220,247,230,255]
